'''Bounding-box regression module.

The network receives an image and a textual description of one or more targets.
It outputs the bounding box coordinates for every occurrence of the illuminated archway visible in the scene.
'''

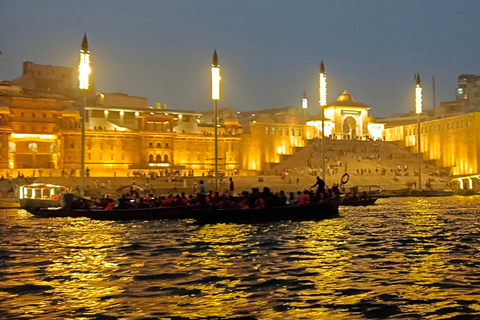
[343,116,357,139]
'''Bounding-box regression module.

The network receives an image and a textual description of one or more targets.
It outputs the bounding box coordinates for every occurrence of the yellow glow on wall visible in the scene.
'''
[148,163,170,167]
[79,50,91,90]
[415,85,422,114]
[211,67,221,101]
[319,73,327,107]
[11,133,56,140]
[306,120,334,136]
[367,123,385,140]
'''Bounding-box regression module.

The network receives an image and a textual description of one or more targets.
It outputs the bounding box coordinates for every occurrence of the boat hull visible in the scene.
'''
[20,199,61,210]
[29,206,189,221]
[189,201,339,224]
[341,198,378,206]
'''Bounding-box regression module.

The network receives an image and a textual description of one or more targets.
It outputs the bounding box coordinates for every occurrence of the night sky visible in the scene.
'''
[1,1,480,117]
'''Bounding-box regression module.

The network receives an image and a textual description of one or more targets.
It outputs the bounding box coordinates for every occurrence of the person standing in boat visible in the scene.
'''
[311,176,325,192]
[199,180,207,196]
[229,177,234,197]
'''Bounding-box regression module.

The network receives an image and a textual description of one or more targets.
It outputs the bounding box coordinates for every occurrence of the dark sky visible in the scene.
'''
[1,1,480,117]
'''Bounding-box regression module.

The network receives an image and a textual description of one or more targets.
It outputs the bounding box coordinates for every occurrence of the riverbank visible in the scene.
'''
[0,173,451,200]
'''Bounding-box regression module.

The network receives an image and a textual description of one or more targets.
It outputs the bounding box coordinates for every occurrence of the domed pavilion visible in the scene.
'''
[307,90,384,140]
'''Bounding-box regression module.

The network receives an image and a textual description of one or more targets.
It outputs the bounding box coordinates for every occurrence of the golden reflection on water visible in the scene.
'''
[1,217,130,318]
[121,223,256,319]
[3,198,480,319]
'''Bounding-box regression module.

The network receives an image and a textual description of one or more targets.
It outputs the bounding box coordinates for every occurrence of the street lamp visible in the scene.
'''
[319,61,327,181]
[415,73,422,190]
[211,50,221,192]
[79,34,90,197]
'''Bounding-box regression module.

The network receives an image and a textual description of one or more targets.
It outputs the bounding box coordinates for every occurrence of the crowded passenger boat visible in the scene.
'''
[28,184,342,222]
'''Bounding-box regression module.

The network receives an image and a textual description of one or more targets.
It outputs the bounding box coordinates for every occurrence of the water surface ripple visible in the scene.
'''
[2,196,480,319]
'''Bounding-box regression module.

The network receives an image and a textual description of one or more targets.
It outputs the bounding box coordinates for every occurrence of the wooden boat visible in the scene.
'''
[189,201,339,224]
[29,206,189,221]
[340,197,378,206]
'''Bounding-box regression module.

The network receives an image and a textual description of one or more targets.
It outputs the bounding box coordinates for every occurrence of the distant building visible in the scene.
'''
[456,74,480,113]
[12,61,74,95]
[435,100,465,119]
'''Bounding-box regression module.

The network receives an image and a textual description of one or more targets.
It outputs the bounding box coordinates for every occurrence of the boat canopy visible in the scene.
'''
[19,184,69,200]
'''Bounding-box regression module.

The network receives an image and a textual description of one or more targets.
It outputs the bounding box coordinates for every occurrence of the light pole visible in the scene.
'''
[211,50,221,192]
[79,34,91,197]
[319,61,327,181]
[415,73,423,190]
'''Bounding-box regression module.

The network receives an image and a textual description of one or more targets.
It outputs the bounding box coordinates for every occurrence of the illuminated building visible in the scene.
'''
[308,90,384,140]
[0,78,240,175]
[384,113,480,187]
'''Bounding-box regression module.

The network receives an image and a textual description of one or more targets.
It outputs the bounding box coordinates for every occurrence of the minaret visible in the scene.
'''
[81,33,88,51]
[319,60,327,181]
[319,61,327,107]
[302,90,308,109]
[415,73,422,114]
[79,33,91,90]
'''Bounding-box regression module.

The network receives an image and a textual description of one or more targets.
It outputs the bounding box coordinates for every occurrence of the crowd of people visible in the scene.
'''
[91,176,341,211]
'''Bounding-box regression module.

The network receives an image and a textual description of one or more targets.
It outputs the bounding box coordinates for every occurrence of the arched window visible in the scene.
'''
[271,127,275,135]
[8,142,16,153]
[149,142,153,148]
[164,154,169,162]
[291,129,295,136]
[50,143,57,153]
[28,143,37,153]
[297,129,301,136]
[265,127,269,135]
[156,154,162,162]
[157,142,161,148]
[149,154,154,162]
[285,128,288,135]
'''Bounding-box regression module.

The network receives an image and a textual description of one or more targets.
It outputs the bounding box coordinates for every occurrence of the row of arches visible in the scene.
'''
[148,154,170,163]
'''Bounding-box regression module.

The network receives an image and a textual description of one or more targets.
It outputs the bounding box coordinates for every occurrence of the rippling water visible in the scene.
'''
[2,197,480,319]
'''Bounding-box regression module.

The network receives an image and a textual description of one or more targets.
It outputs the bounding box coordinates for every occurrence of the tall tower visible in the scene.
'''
[302,90,308,109]
[319,61,327,107]
[78,34,90,90]
[319,60,327,181]
[415,73,422,114]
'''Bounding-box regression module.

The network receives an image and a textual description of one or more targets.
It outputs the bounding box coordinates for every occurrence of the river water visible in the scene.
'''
[1,197,480,319]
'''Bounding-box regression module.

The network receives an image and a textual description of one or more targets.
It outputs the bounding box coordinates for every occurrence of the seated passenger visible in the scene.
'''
[255,197,265,209]
[303,191,310,204]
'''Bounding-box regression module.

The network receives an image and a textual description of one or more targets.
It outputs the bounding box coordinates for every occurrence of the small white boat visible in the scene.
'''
[19,183,70,209]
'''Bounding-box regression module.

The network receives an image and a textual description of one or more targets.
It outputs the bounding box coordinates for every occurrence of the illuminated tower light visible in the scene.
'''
[79,34,91,90]
[415,74,423,114]
[211,50,221,101]
[302,91,308,109]
[319,61,327,107]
